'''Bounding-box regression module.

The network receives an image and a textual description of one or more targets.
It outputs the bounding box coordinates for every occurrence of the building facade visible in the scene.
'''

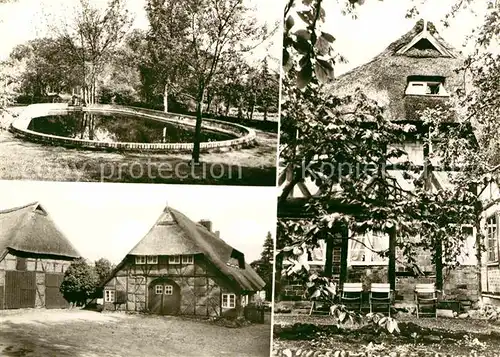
[102,206,265,316]
[0,202,81,309]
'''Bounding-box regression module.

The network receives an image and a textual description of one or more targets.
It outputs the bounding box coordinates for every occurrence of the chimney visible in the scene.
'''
[198,219,212,232]
[215,230,220,238]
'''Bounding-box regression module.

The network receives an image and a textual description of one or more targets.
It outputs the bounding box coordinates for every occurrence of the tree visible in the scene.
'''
[146,0,273,164]
[60,258,99,307]
[59,0,133,105]
[251,232,274,300]
[94,258,114,285]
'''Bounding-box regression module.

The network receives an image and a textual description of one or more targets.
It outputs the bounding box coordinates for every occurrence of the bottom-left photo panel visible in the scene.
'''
[0,181,276,357]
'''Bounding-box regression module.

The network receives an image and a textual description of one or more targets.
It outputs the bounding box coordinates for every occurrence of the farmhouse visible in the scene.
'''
[101,205,265,316]
[277,19,481,307]
[0,202,80,309]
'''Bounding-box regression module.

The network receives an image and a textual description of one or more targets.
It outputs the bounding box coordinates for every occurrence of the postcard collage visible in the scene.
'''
[0,0,499,356]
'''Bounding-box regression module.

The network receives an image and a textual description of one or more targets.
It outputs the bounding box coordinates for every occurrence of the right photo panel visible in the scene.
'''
[274,0,499,356]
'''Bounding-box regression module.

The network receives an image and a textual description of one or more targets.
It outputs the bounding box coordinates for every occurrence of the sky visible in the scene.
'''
[291,0,490,76]
[0,181,277,264]
[0,0,282,68]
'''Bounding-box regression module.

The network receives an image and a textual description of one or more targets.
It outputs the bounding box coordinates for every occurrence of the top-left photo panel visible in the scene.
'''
[0,0,281,186]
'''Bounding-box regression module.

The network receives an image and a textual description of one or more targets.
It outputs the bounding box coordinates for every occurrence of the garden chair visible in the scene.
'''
[340,282,363,311]
[414,283,438,318]
[369,283,392,316]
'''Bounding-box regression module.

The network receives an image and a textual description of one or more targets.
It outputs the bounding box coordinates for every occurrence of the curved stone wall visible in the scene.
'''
[10,103,257,152]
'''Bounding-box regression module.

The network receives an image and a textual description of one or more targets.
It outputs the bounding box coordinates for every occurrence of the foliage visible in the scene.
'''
[146,0,273,163]
[251,231,274,300]
[60,258,99,306]
[94,258,114,286]
[58,0,133,105]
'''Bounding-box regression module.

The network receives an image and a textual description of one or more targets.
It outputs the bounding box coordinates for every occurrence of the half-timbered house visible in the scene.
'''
[101,205,265,316]
[277,19,480,308]
[0,202,80,309]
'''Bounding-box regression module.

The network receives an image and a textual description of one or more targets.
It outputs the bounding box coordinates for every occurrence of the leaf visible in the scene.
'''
[297,63,313,89]
[315,59,334,83]
[338,311,347,323]
[379,317,388,326]
[297,10,313,25]
[315,35,330,56]
[310,289,321,299]
[293,36,312,55]
[387,319,396,333]
[285,16,295,31]
[295,29,311,41]
[321,32,335,43]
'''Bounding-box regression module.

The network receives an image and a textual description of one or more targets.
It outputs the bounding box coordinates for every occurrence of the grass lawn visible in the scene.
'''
[0,108,277,185]
[0,309,271,357]
[273,313,500,356]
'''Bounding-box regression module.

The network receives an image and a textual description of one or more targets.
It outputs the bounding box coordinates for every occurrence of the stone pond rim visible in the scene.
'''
[9,103,257,153]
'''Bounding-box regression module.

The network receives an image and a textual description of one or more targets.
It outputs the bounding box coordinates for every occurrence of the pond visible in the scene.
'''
[27,111,237,144]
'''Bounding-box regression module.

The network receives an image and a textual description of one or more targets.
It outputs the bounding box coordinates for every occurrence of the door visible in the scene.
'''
[148,279,181,315]
[5,271,36,309]
[45,273,69,309]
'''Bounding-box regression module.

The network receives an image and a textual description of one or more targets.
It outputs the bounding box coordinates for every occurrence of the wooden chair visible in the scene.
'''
[414,283,438,318]
[369,283,392,316]
[340,283,363,311]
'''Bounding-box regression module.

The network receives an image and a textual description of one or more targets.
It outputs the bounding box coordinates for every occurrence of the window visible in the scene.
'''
[222,293,236,308]
[164,285,173,295]
[135,256,146,265]
[405,76,448,96]
[155,285,163,294]
[147,256,158,264]
[182,255,194,264]
[104,290,115,302]
[241,295,248,307]
[349,231,389,265]
[169,255,180,264]
[487,215,498,263]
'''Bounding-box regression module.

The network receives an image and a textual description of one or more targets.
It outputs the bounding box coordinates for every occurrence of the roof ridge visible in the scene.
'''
[0,201,39,215]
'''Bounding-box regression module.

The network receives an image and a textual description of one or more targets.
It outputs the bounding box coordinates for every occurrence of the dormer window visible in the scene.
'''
[405,76,448,96]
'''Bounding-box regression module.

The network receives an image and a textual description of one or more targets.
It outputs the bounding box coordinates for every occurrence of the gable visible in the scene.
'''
[396,20,455,58]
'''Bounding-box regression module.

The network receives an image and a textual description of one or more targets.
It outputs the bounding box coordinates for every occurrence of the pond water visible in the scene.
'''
[27,112,237,143]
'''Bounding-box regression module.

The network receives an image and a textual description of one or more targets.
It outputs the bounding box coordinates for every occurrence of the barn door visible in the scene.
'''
[45,273,68,309]
[5,271,36,309]
[148,279,180,315]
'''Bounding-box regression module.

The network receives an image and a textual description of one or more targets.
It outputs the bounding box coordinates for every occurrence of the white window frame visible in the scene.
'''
[182,255,194,264]
[147,255,158,264]
[348,231,389,266]
[222,293,236,308]
[155,285,163,294]
[135,256,146,265]
[405,80,448,96]
[164,285,173,295]
[104,289,115,302]
[487,215,498,263]
[169,255,181,264]
[241,295,248,307]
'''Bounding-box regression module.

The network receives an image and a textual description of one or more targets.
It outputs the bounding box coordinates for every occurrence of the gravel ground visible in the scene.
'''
[0,309,271,357]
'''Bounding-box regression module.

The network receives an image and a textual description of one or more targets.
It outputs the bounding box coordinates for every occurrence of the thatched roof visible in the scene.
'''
[107,205,265,293]
[330,19,466,121]
[0,202,81,261]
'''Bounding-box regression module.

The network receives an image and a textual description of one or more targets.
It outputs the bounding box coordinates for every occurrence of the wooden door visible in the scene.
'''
[148,279,180,315]
[45,273,68,309]
[5,271,36,309]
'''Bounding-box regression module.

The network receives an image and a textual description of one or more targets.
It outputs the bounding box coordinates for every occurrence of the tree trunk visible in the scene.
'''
[263,106,268,121]
[191,84,204,164]
[163,82,168,113]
